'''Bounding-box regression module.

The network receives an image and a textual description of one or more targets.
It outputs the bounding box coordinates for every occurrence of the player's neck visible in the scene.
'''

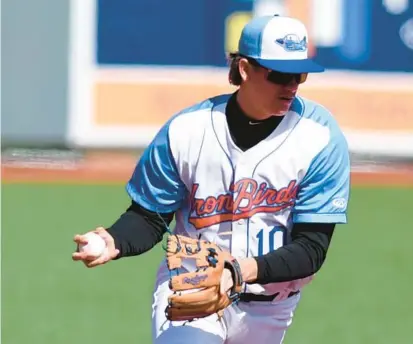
[236,89,283,121]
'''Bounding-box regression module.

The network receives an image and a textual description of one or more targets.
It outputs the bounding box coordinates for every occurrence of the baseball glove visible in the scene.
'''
[164,234,243,322]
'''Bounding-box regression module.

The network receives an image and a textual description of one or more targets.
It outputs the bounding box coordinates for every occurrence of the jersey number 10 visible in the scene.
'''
[256,226,286,256]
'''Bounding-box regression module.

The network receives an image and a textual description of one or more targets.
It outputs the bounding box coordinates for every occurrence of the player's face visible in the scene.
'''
[241,58,307,116]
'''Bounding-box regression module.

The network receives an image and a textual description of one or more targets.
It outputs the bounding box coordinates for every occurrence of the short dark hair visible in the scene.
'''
[227,52,261,86]
[228,53,243,86]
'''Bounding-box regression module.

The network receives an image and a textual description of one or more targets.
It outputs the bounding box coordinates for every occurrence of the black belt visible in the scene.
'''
[239,290,300,303]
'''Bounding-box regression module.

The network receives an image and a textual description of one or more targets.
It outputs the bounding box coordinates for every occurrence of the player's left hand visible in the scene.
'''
[164,234,243,322]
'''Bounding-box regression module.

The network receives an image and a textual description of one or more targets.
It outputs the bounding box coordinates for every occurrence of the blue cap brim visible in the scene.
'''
[255,58,325,73]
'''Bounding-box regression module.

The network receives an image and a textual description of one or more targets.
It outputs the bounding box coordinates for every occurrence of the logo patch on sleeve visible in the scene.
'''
[332,198,347,209]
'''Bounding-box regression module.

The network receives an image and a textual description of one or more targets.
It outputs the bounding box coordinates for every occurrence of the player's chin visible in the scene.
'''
[273,97,293,113]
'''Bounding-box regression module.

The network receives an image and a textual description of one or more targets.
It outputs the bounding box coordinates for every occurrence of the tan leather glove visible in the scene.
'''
[165,234,243,322]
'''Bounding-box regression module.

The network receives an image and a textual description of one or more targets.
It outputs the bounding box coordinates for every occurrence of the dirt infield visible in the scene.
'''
[2,151,413,186]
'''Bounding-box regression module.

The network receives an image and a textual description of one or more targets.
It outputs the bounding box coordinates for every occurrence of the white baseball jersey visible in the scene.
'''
[127,94,350,297]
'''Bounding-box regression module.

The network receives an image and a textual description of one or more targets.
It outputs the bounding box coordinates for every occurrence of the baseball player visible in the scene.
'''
[72,15,350,344]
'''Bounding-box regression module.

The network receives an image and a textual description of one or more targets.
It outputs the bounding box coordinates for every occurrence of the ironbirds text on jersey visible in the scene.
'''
[189,179,298,229]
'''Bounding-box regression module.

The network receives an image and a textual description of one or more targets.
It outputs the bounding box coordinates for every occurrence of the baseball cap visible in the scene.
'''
[238,14,325,74]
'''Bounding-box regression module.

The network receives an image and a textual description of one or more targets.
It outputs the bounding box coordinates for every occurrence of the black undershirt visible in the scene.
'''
[107,92,336,285]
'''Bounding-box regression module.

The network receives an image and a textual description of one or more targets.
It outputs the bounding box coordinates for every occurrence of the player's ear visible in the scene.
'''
[238,58,251,83]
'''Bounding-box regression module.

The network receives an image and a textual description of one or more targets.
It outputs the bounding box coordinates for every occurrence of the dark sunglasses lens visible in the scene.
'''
[267,71,307,85]
[267,71,288,84]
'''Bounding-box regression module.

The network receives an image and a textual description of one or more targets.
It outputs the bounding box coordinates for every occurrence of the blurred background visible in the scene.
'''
[2,0,413,343]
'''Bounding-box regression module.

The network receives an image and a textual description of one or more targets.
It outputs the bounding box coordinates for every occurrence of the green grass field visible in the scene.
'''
[2,184,412,343]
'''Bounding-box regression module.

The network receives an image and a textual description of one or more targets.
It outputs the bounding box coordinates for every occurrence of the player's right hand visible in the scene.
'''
[72,227,120,268]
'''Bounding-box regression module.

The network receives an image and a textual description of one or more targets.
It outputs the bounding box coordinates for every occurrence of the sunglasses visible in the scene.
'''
[246,57,308,85]
[267,70,308,85]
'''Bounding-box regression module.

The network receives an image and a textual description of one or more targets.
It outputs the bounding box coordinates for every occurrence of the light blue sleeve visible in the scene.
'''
[126,121,187,213]
[292,130,351,224]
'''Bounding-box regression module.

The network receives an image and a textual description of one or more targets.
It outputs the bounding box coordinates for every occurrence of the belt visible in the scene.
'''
[239,290,300,303]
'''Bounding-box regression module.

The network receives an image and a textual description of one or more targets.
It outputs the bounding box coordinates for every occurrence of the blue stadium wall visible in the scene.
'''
[96,0,413,72]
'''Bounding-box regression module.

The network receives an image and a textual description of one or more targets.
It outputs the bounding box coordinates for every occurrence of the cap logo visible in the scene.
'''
[275,34,307,52]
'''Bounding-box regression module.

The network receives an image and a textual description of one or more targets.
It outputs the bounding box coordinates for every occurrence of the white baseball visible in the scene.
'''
[78,232,107,257]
